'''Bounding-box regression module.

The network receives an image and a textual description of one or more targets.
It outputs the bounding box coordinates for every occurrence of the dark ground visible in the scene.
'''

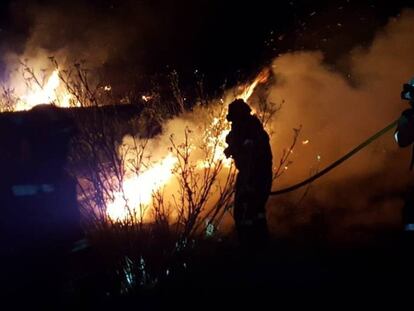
[5,229,414,309]
[155,233,413,308]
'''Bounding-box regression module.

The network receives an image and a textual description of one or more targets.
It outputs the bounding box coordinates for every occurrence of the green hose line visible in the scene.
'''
[270,119,399,196]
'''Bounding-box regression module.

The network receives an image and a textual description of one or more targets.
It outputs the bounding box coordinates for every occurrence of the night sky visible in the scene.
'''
[0,0,413,93]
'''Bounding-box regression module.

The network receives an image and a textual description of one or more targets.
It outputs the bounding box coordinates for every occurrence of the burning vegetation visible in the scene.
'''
[3,4,414,305]
[1,60,290,298]
[1,61,276,229]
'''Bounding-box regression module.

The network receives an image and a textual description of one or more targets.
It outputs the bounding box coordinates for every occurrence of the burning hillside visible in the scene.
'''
[1,5,414,239]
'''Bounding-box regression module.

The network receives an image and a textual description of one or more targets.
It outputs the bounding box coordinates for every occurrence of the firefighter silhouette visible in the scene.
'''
[224,99,272,248]
[396,78,414,242]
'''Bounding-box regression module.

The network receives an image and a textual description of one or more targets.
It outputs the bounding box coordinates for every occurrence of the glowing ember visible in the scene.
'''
[107,153,177,222]
[14,69,78,111]
[142,95,153,102]
[104,85,112,91]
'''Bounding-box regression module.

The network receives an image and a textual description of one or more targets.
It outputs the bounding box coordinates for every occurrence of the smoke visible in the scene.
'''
[4,1,414,238]
[115,9,414,238]
[3,1,154,67]
[1,0,181,95]
[265,9,414,236]
[0,1,131,95]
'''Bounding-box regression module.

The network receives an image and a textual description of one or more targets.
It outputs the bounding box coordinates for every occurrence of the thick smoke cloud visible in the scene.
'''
[265,10,414,237]
[124,9,414,237]
[2,1,155,73]
[1,0,218,75]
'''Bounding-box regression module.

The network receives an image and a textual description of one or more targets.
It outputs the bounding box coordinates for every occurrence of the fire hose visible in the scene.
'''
[269,119,399,196]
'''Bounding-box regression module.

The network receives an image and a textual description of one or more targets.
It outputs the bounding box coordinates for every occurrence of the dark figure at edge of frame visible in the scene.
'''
[396,78,414,261]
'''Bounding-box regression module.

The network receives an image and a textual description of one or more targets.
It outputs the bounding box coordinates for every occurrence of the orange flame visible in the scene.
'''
[238,68,270,102]
[107,153,177,222]
[198,114,232,169]
[14,69,79,111]
[200,68,272,169]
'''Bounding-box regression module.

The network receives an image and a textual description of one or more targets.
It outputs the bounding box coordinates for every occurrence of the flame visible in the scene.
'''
[238,68,270,102]
[5,64,271,225]
[109,107,234,222]
[208,118,231,167]
[109,104,235,222]
[14,69,79,111]
[142,95,153,102]
[198,115,232,168]
[107,153,177,222]
[5,64,270,223]
[200,68,271,169]
[199,67,271,168]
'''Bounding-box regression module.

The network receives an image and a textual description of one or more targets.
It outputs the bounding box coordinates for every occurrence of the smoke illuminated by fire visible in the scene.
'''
[2,6,414,236]
[197,114,231,169]
[198,68,271,169]
[1,62,271,224]
[106,69,270,222]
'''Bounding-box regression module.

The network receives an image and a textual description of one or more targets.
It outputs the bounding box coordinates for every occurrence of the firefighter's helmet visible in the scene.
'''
[401,77,414,102]
[226,99,251,122]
